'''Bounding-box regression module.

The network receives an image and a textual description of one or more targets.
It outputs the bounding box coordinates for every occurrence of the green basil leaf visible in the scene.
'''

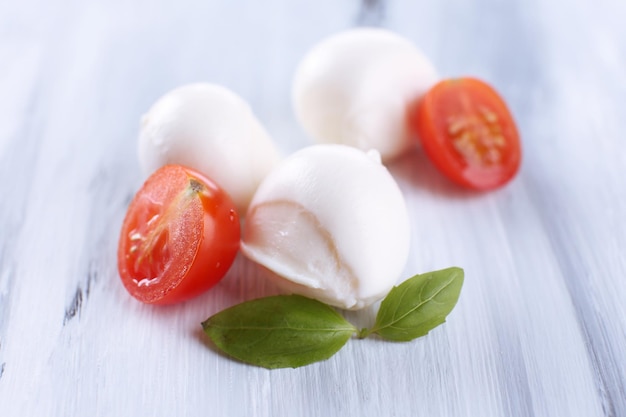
[370,267,464,342]
[202,295,356,369]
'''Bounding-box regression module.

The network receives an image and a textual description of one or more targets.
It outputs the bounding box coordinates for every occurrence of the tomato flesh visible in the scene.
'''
[118,165,240,304]
[411,77,521,190]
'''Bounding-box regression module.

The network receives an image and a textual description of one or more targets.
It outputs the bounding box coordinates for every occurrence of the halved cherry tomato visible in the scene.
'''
[411,77,521,190]
[117,165,240,304]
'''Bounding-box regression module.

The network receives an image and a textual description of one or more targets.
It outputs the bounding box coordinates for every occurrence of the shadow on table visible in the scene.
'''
[388,147,480,200]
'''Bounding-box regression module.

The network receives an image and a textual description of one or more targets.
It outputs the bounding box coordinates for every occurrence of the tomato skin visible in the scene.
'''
[117,165,240,304]
[411,77,521,190]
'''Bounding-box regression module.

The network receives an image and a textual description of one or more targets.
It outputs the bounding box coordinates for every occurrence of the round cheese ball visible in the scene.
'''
[138,83,281,214]
[293,28,439,161]
[241,144,411,310]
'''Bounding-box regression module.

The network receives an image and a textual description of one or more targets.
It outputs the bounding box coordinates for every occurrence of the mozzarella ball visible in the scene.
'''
[293,28,439,161]
[138,83,281,213]
[241,144,410,310]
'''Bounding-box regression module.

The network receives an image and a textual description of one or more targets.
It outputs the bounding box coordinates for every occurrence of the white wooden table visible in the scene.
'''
[1,1,625,416]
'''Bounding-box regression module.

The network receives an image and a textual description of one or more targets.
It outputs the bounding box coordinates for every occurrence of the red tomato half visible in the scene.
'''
[118,165,240,304]
[411,77,521,190]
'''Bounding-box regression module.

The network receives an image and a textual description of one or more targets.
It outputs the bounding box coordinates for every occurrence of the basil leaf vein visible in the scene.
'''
[371,267,464,342]
[202,294,356,369]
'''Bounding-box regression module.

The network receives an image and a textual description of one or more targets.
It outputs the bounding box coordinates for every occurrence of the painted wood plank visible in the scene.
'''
[1,1,625,416]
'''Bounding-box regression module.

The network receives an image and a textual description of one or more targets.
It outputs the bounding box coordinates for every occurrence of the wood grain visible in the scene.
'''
[1,1,625,416]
